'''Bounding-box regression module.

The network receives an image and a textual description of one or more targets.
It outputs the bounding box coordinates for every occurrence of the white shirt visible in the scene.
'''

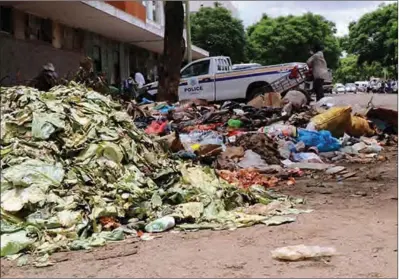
[134,72,145,88]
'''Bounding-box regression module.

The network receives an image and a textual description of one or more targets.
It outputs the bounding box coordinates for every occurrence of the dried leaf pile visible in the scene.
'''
[0,84,307,260]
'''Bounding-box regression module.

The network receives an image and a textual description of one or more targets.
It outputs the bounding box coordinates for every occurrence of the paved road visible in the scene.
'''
[324,92,398,110]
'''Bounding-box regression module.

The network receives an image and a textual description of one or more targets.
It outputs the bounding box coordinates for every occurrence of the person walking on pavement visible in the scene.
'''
[307,43,329,101]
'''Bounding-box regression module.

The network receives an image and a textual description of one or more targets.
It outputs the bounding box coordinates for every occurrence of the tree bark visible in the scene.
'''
[157,1,185,102]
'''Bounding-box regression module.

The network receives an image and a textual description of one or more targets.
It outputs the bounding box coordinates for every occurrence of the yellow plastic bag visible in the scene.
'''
[346,115,375,137]
[310,106,352,138]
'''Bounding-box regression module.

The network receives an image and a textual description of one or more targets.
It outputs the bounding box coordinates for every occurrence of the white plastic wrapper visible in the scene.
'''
[271,244,337,261]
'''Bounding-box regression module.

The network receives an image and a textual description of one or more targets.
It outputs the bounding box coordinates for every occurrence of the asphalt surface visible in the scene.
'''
[325,92,398,110]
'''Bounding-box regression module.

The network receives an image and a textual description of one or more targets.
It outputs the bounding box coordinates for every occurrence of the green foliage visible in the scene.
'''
[246,13,341,69]
[346,3,398,68]
[334,54,388,83]
[191,6,247,63]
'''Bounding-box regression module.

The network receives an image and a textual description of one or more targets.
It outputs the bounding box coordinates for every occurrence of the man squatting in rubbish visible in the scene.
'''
[307,43,329,101]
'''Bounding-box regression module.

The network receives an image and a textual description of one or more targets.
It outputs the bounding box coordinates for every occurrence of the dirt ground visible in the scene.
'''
[1,93,398,278]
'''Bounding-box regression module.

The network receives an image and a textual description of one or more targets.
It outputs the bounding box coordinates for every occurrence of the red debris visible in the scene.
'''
[218,168,279,189]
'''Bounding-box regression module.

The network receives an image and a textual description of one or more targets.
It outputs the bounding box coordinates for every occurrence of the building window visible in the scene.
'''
[0,6,13,34]
[63,27,83,51]
[72,29,83,50]
[93,46,102,73]
[25,14,52,43]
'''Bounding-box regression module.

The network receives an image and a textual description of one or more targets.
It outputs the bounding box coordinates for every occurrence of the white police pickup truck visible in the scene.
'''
[144,56,308,101]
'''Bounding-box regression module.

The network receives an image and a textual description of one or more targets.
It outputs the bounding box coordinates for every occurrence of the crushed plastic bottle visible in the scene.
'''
[145,216,175,233]
[228,119,243,128]
[271,244,337,261]
[258,124,297,139]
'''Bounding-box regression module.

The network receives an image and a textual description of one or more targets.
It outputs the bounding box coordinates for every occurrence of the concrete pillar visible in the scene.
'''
[146,1,153,21]
[52,22,63,49]
[119,42,128,81]
[13,9,25,40]
[154,1,163,25]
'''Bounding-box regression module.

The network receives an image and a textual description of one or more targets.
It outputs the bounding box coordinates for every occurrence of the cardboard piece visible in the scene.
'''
[248,92,281,108]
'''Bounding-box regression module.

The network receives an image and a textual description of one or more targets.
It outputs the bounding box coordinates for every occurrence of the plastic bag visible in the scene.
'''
[238,150,269,170]
[259,124,297,139]
[278,141,296,159]
[180,131,224,146]
[297,129,341,152]
[271,245,337,261]
[346,115,374,137]
[145,121,168,135]
[292,153,324,164]
[282,90,307,109]
[315,97,335,110]
[145,216,175,233]
[309,106,352,138]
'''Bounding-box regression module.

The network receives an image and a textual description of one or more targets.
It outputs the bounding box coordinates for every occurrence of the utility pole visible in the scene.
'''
[185,1,192,62]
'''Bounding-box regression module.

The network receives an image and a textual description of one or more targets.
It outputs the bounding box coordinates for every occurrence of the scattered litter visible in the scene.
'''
[271,245,337,261]
[140,233,156,241]
[325,166,346,175]
[0,78,392,264]
[263,216,296,226]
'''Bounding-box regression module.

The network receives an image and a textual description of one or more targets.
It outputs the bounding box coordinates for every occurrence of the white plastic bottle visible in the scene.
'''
[145,216,175,233]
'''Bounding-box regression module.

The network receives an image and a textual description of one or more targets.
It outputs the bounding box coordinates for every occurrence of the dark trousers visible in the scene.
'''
[313,78,324,101]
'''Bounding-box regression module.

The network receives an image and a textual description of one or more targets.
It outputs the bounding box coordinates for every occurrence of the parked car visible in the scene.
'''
[345,83,357,94]
[355,81,369,93]
[392,81,398,93]
[144,56,308,101]
[323,84,333,94]
[332,83,345,94]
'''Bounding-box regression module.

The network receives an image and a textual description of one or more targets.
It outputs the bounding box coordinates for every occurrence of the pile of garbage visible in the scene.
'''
[133,92,397,179]
[0,84,311,262]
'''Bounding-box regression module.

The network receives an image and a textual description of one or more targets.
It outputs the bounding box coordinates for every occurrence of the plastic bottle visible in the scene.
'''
[145,216,175,233]
[228,119,243,128]
[258,124,297,138]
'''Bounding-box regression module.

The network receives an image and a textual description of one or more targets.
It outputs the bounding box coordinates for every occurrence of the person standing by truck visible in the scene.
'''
[306,44,329,101]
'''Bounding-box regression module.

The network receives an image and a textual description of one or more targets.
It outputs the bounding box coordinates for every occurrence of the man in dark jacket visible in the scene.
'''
[307,44,329,101]
[30,63,58,91]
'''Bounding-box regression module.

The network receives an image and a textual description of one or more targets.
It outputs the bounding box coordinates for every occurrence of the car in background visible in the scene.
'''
[323,84,333,94]
[392,81,398,93]
[355,81,369,93]
[332,83,345,94]
[345,83,357,94]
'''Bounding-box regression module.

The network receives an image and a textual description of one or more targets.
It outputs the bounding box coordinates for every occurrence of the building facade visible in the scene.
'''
[189,1,239,18]
[0,1,208,86]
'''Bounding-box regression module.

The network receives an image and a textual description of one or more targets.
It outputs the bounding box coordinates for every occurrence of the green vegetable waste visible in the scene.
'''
[0,84,309,260]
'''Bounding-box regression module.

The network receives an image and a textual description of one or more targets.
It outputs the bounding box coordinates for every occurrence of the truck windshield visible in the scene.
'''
[181,60,210,78]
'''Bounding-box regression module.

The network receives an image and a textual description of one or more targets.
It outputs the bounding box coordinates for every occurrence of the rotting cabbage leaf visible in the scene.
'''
[31,112,65,140]
[1,230,36,257]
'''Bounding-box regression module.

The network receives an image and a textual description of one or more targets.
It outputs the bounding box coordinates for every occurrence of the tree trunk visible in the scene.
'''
[157,1,185,102]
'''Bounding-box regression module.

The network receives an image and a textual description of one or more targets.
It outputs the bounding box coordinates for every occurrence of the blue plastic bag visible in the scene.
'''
[297,129,341,152]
